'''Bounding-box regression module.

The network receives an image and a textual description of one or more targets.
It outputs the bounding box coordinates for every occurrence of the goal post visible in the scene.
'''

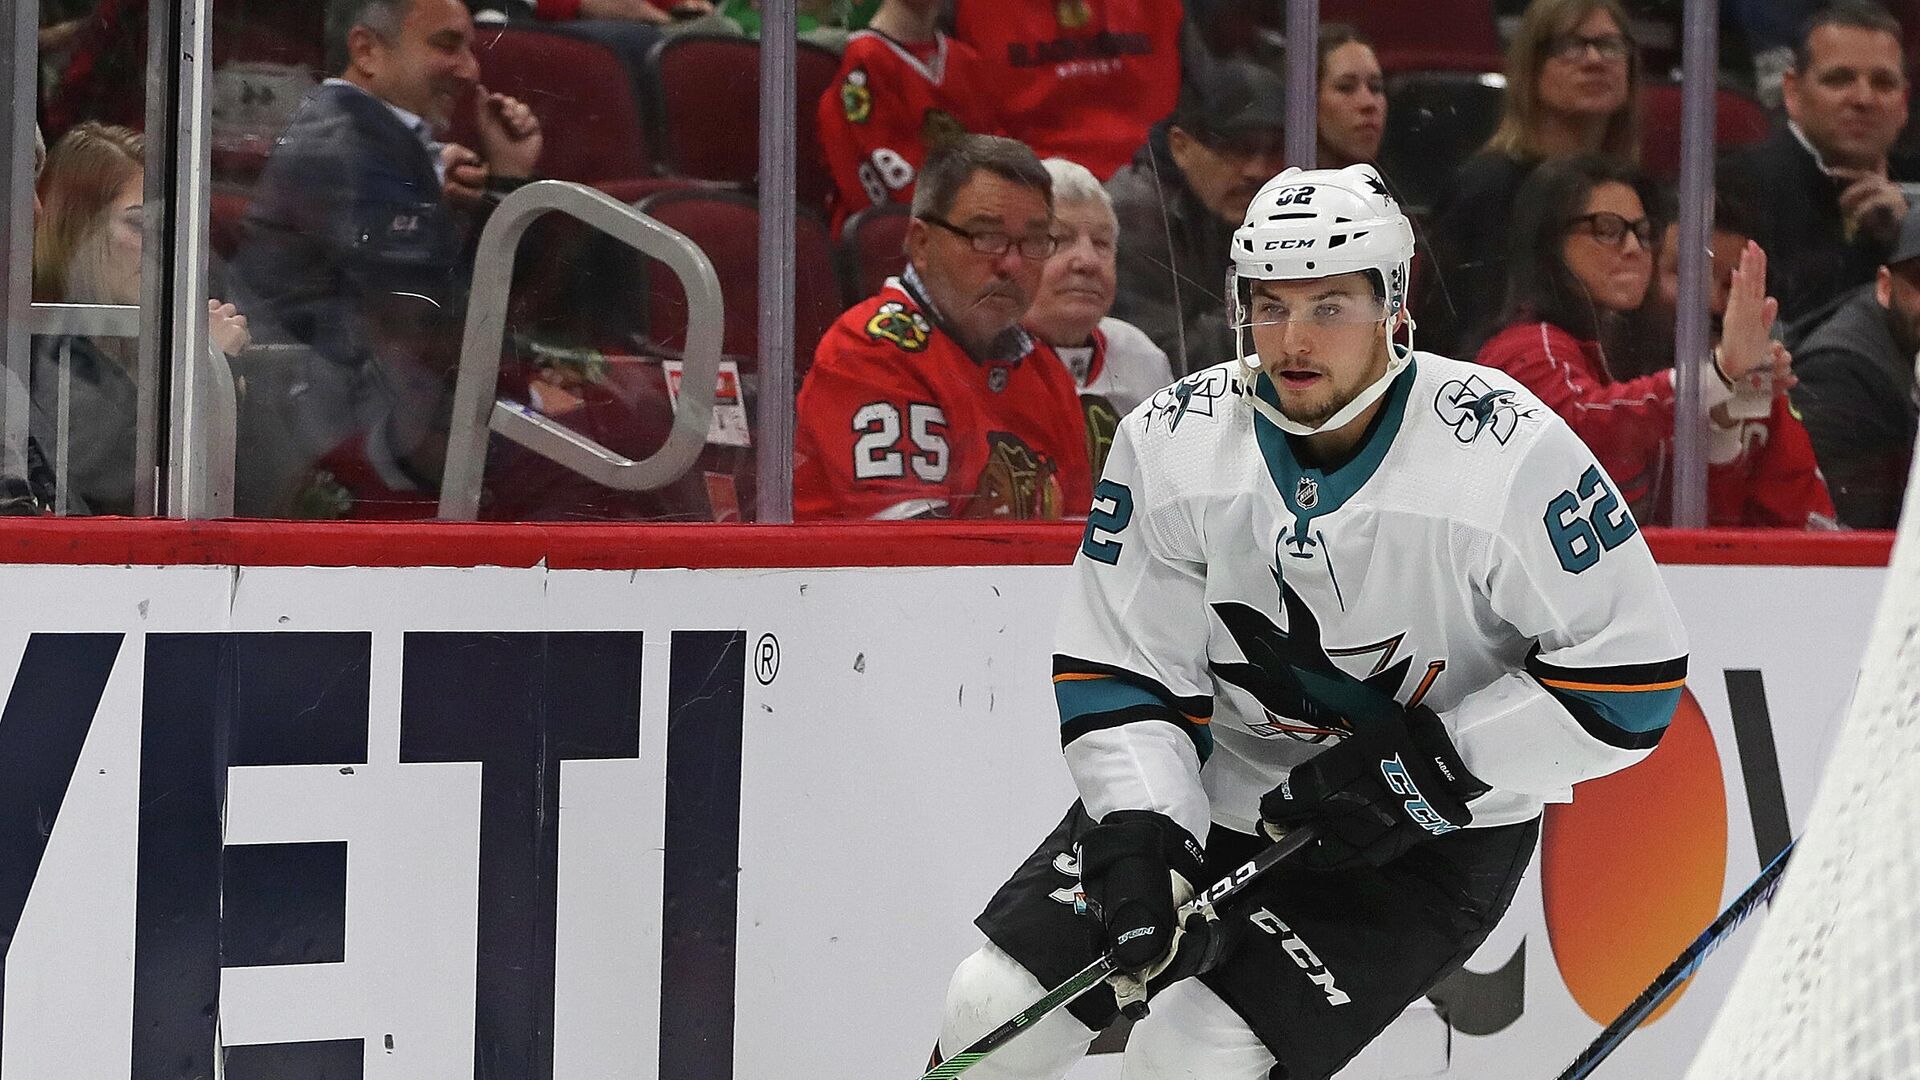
[1684,450,1920,1080]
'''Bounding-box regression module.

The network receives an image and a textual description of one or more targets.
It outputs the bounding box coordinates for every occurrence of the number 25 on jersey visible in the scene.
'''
[1544,465,1637,574]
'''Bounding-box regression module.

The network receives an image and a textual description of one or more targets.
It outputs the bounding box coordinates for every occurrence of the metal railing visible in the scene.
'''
[437,181,725,521]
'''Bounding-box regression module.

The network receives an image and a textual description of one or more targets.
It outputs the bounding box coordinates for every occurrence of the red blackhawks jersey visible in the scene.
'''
[952,0,1186,180]
[796,274,1093,520]
[818,30,1002,234]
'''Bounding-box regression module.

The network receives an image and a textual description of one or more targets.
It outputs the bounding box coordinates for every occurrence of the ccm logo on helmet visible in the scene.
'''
[1262,238,1315,250]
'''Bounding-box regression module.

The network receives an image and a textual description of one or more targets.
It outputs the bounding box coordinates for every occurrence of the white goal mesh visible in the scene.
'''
[1684,452,1920,1080]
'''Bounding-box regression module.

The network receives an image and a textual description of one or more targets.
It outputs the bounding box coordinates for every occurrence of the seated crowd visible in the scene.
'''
[21,0,1920,528]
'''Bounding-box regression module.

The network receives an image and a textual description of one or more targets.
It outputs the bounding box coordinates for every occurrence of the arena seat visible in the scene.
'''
[1320,0,1503,73]
[1638,83,1772,183]
[646,34,840,210]
[633,189,841,378]
[449,26,654,186]
[836,203,911,307]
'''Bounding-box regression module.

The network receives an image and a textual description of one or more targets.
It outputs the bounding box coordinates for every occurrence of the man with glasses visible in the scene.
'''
[931,163,1684,1080]
[1791,212,1920,528]
[1108,61,1288,377]
[1722,0,1917,329]
[794,134,1092,520]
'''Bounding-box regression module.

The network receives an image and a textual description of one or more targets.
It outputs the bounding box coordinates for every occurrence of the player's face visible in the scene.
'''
[1024,198,1117,347]
[352,0,480,131]
[908,171,1053,355]
[1247,273,1391,429]
[1317,42,1386,168]
[1560,181,1651,315]
[1168,125,1288,226]
[1536,8,1630,122]
[1655,223,1744,339]
[1783,25,1909,171]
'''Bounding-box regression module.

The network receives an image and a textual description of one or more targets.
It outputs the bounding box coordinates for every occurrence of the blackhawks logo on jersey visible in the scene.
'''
[965,432,1062,519]
[841,68,873,124]
[1082,394,1121,477]
[866,301,931,352]
[1210,571,1420,743]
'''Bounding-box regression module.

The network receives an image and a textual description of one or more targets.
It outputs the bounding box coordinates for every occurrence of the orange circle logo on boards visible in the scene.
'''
[1541,688,1728,1027]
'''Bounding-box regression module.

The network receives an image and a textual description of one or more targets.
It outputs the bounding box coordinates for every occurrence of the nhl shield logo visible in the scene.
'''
[988,366,1011,392]
[1296,476,1320,509]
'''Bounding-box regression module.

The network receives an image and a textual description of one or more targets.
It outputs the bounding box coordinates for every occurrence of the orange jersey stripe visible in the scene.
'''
[1052,672,1209,724]
[1540,676,1688,694]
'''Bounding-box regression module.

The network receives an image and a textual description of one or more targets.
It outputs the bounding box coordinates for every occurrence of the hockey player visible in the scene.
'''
[934,163,1689,1079]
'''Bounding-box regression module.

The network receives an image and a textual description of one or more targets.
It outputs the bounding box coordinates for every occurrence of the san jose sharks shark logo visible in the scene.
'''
[1209,570,1419,743]
[1148,368,1233,434]
[1435,374,1537,445]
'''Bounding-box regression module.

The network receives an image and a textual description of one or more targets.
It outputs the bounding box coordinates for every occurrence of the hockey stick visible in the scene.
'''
[1552,839,1798,1080]
[919,822,1324,1080]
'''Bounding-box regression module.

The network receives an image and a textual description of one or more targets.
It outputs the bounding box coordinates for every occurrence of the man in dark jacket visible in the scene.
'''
[1107,61,1286,377]
[233,0,541,501]
[1791,213,1920,529]
[1721,1,1916,330]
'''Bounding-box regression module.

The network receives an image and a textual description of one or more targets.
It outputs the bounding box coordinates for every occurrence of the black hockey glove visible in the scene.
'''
[1259,704,1489,871]
[1076,811,1207,976]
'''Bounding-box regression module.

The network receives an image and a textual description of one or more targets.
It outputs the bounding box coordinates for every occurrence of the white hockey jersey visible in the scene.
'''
[1054,353,1689,845]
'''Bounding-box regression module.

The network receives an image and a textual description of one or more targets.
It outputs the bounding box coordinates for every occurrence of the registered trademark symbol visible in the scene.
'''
[754,634,780,685]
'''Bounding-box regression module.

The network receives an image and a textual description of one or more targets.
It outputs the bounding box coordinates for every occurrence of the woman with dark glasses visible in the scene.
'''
[1473,154,1825,526]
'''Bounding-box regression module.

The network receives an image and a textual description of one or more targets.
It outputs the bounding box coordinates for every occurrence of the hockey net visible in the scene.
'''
[1684,450,1920,1080]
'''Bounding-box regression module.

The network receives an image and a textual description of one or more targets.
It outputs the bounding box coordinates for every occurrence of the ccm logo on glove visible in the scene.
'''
[1380,755,1464,836]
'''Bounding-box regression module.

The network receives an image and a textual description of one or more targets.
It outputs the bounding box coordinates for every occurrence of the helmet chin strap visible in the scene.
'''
[1241,327,1416,438]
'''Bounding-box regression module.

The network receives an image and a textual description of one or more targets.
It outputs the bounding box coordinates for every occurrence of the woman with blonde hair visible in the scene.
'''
[1418,0,1641,356]
[31,121,248,513]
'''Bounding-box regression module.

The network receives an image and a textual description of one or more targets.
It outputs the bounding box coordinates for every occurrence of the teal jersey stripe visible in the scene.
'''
[1056,675,1213,762]
[1546,683,1681,750]
[1055,675,1166,723]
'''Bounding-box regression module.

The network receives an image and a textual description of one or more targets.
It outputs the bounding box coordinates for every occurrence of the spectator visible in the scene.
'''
[1317,23,1386,170]
[1024,157,1174,478]
[794,134,1091,520]
[31,123,252,516]
[1637,198,1836,528]
[1720,1,1916,332]
[1419,0,1640,358]
[233,0,542,504]
[1789,212,1920,529]
[817,0,1000,235]
[950,0,1186,182]
[1473,155,1804,527]
[1107,60,1287,377]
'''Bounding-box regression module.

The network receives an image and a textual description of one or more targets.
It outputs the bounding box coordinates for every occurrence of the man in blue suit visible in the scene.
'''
[234,0,542,504]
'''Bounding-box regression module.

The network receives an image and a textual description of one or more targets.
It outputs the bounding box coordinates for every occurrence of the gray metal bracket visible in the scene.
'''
[438,180,724,521]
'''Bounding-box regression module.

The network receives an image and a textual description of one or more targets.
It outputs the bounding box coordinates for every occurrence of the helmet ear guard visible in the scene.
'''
[1229,164,1418,437]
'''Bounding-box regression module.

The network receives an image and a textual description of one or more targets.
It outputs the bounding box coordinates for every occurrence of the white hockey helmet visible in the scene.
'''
[1228,163,1416,436]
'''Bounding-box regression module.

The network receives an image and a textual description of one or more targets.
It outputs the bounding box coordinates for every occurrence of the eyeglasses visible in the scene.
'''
[919,215,1060,260]
[1237,293,1388,330]
[1548,32,1630,62]
[1568,211,1654,249]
